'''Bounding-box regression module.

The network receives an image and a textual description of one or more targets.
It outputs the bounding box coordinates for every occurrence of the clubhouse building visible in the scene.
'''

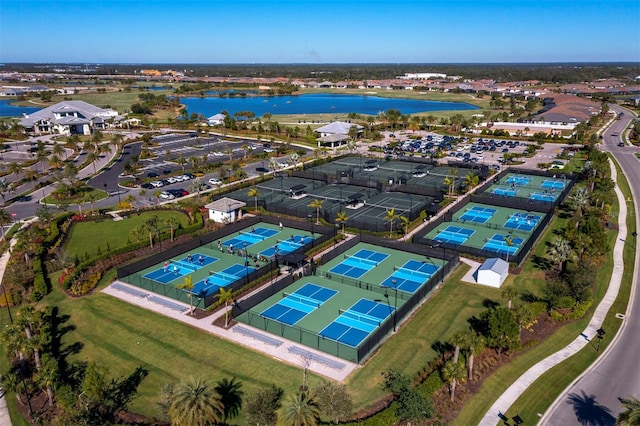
[19,100,120,136]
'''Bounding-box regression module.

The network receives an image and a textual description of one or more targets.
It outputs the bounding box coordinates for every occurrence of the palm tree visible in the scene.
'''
[7,161,24,178]
[176,156,187,172]
[290,152,300,169]
[464,331,486,381]
[307,198,324,225]
[34,354,59,407]
[177,274,195,315]
[87,151,100,174]
[464,172,480,191]
[166,216,180,242]
[503,234,515,263]
[571,186,590,220]
[441,360,467,402]
[335,211,348,234]
[144,215,159,248]
[130,225,146,243]
[617,396,640,425]
[449,331,467,364]
[216,287,235,328]
[87,192,100,216]
[168,377,224,426]
[248,187,260,212]
[281,391,321,426]
[226,148,234,163]
[501,285,518,310]
[0,208,12,240]
[215,377,244,422]
[399,215,410,238]
[384,208,399,238]
[547,237,573,273]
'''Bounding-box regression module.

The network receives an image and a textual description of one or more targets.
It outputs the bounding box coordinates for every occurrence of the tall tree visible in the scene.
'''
[216,287,235,328]
[248,187,260,212]
[0,208,12,240]
[547,237,574,273]
[442,360,467,402]
[168,377,224,426]
[335,211,348,234]
[177,275,195,315]
[313,382,354,425]
[281,391,321,426]
[463,330,486,381]
[501,285,518,310]
[244,385,283,426]
[385,208,399,238]
[307,199,324,225]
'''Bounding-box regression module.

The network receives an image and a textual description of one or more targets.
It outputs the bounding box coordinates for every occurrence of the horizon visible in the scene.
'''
[1,0,638,64]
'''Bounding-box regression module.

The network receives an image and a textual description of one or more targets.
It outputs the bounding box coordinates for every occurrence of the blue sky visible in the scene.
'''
[1,0,638,63]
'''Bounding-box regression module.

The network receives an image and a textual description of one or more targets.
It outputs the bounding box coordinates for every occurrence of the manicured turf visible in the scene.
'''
[63,211,191,259]
[38,282,320,422]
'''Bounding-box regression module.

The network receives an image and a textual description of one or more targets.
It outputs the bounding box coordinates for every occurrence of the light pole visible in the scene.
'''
[381,279,398,332]
[243,242,249,284]
[430,243,446,283]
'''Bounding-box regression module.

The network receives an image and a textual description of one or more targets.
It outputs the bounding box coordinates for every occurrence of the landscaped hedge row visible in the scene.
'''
[31,213,74,301]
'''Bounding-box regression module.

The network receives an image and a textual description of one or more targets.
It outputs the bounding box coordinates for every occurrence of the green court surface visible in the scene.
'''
[422,202,547,257]
[484,172,567,203]
[236,242,446,363]
[119,222,318,305]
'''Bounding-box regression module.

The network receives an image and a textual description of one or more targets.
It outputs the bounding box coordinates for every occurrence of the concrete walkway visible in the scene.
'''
[478,157,628,425]
[102,231,361,382]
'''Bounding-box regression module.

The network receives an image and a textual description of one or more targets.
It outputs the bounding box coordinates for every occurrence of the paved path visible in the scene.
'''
[478,157,628,426]
[103,231,361,382]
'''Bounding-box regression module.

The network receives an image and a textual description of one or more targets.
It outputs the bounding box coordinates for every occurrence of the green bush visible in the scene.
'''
[567,298,594,320]
[341,402,399,426]
[418,371,445,397]
[554,296,576,309]
[528,301,548,317]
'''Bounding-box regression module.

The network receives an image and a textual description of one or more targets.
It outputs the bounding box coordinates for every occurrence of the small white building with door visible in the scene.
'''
[474,258,509,288]
[205,197,246,224]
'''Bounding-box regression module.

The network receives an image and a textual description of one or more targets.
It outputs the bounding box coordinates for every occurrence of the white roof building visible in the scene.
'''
[315,121,363,148]
[204,197,246,224]
[474,258,509,288]
[19,100,119,136]
[207,113,226,125]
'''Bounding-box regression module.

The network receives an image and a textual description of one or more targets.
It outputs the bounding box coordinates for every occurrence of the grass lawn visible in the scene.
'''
[38,281,321,423]
[345,266,501,407]
[63,210,190,260]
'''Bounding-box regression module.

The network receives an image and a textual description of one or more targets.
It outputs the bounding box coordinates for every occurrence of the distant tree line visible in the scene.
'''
[3,62,638,84]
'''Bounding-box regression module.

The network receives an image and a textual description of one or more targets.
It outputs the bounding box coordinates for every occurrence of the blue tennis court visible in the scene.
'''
[261,283,337,326]
[318,299,393,347]
[143,253,218,283]
[434,225,474,245]
[530,192,555,202]
[459,206,497,223]
[224,227,279,248]
[540,180,565,190]
[505,176,531,186]
[492,187,518,197]
[482,234,524,255]
[504,212,541,232]
[260,235,314,257]
[380,259,439,293]
[329,249,389,279]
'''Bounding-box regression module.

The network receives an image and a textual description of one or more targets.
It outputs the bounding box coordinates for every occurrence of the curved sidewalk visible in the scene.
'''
[478,158,628,425]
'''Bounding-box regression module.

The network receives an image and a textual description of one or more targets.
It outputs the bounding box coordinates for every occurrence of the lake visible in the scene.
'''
[0,100,41,118]
[180,93,478,117]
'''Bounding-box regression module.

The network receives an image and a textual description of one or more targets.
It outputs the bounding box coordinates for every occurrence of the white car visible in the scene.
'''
[277,162,289,168]
[166,177,178,184]
[208,178,223,185]
[151,180,164,188]
[160,191,175,200]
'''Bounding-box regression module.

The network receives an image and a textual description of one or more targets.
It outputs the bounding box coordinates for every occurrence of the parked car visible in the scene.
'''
[147,172,159,178]
[159,191,175,200]
[151,181,164,188]
[617,142,625,147]
[256,167,270,173]
[208,178,223,185]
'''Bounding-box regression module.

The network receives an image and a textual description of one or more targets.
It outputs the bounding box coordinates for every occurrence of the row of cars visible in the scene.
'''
[141,173,197,190]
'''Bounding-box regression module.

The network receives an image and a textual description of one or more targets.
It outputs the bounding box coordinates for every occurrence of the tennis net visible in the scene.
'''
[210,270,240,283]
[393,266,431,280]
[172,260,199,272]
[339,309,381,327]
[277,238,303,246]
[343,255,378,267]
[283,292,320,308]
[240,230,266,241]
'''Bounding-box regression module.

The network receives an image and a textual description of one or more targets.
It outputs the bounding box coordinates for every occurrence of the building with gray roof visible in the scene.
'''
[19,100,120,136]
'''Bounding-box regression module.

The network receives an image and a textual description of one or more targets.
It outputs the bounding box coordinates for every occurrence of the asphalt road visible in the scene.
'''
[544,106,640,425]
